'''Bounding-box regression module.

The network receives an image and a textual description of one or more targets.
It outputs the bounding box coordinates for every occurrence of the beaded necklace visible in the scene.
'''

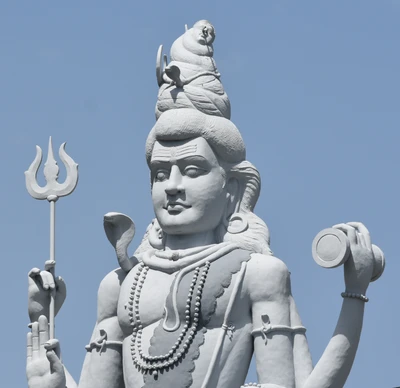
[128,260,211,377]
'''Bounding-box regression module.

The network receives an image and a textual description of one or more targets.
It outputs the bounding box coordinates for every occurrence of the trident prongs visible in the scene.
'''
[25,136,79,201]
[25,136,79,340]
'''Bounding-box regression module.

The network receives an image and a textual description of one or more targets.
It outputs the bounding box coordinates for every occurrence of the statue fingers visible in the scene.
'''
[39,270,55,291]
[44,338,60,356]
[44,339,63,375]
[44,270,55,290]
[39,315,50,358]
[27,332,33,362]
[55,276,66,296]
[31,321,40,359]
[347,222,372,250]
[357,232,367,249]
[28,268,43,287]
[54,276,67,315]
[28,268,41,279]
[28,268,54,290]
[332,223,357,245]
[44,260,55,272]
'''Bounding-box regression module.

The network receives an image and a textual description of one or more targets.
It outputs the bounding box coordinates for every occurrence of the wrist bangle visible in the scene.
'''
[341,292,369,302]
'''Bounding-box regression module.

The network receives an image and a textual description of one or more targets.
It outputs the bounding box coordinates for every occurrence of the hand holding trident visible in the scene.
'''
[25,137,79,339]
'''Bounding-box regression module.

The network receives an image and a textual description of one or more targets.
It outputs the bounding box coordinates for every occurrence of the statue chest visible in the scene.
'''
[117,264,231,337]
[118,268,177,336]
[117,248,251,338]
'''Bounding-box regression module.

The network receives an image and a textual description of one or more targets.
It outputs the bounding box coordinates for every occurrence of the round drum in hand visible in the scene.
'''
[312,228,350,268]
[312,228,385,281]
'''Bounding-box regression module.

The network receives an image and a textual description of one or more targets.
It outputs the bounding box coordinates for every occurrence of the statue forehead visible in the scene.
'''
[151,137,218,163]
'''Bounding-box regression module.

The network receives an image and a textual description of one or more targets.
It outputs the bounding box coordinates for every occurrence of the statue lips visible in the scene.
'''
[164,202,191,214]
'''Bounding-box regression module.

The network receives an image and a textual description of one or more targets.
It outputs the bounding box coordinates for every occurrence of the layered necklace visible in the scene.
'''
[128,259,211,377]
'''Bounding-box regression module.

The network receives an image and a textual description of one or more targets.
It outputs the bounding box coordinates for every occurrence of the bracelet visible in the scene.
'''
[341,292,369,302]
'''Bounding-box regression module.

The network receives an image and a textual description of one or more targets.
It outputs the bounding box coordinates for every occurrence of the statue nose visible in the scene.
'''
[165,185,184,195]
[165,166,184,195]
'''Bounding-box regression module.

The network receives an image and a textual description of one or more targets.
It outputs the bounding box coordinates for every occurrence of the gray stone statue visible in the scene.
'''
[26,20,384,388]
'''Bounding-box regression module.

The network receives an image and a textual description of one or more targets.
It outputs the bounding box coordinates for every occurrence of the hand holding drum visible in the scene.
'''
[312,224,385,282]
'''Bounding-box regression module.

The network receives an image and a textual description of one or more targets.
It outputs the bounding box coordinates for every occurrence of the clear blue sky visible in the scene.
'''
[1,1,399,387]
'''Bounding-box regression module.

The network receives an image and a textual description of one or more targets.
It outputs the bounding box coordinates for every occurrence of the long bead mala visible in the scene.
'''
[129,261,211,377]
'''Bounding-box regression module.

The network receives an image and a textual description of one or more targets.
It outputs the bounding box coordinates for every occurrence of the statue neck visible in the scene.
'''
[164,230,216,251]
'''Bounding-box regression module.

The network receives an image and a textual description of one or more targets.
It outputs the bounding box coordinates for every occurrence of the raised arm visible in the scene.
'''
[247,221,377,388]
[302,222,376,388]
[78,268,127,388]
[27,266,127,388]
[246,254,312,388]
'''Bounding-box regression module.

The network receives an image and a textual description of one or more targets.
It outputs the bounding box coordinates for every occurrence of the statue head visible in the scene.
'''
[136,109,271,255]
[135,21,271,255]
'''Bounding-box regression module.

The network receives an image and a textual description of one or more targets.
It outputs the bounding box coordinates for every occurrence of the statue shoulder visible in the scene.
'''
[245,253,291,302]
[97,267,127,322]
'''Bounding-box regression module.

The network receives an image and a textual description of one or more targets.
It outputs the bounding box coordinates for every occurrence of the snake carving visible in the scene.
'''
[103,212,138,272]
[156,20,231,120]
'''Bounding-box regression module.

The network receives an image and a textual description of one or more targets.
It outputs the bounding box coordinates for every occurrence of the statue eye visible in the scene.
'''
[184,166,205,178]
[155,170,169,182]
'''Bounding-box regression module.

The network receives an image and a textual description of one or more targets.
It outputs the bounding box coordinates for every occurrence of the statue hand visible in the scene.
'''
[26,316,66,388]
[333,222,374,294]
[28,264,66,323]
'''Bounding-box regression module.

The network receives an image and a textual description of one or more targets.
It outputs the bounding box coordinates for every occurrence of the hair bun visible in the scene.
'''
[155,20,231,120]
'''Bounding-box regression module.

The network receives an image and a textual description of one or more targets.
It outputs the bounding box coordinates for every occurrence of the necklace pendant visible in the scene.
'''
[129,261,211,374]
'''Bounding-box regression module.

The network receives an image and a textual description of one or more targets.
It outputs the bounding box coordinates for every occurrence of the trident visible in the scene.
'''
[25,136,79,339]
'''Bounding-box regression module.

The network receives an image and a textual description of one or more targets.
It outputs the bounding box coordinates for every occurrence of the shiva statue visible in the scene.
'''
[26,20,384,388]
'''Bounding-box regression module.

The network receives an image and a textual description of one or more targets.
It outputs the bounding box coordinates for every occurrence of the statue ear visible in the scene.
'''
[224,177,249,235]
[225,177,240,218]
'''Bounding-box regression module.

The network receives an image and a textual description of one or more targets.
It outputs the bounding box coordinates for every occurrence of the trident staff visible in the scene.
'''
[25,137,78,339]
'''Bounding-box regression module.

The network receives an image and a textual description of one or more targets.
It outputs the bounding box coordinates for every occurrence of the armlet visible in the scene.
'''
[241,384,287,388]
[85,329,123,353]
[251,314,306,341]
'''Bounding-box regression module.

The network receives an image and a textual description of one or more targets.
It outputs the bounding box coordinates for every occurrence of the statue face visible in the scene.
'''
[150,137,227,236]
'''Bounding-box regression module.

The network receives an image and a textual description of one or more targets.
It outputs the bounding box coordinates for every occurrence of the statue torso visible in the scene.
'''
[117,247,254,388]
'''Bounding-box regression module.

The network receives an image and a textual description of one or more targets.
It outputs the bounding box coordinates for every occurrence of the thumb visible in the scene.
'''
[46,349,64,374]
[45,340,63,375]
[55,276,67,300]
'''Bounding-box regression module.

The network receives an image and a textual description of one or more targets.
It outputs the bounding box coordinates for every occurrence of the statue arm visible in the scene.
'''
[289,295,313,387]
[65,367,78,388]
[247,222,375,388]
[247,254,302,388]
[300,297,365,388]
[247,245,371,388]
[300,222,375,388]
[78,268,127,388]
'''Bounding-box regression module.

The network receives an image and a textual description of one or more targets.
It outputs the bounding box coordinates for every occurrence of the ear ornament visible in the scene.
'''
[227,213,248,234]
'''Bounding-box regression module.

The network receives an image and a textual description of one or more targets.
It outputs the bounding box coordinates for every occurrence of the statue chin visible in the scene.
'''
[155,213,222,242]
